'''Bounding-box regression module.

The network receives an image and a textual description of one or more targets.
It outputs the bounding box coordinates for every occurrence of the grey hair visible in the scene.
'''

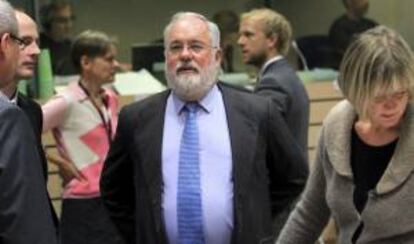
[0,0,18,36]
[338,25,414,118]
[163,12,220,48]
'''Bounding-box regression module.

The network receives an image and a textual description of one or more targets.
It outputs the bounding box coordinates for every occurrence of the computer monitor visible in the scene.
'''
[131,43,165,73]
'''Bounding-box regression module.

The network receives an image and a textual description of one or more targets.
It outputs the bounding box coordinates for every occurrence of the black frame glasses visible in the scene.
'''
[9,33,27,50]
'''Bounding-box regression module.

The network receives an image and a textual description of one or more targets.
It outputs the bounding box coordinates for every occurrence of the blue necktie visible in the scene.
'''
[177,103,204,244]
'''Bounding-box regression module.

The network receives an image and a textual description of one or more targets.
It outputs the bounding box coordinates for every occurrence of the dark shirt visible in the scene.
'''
[350,127,397,242]
[329,14,377,65]
[40,33,77,75]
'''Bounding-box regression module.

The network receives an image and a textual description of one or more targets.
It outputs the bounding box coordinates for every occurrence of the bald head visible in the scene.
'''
[15,10,40,80]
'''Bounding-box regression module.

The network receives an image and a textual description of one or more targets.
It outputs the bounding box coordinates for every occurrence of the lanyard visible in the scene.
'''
[78,81,112,143]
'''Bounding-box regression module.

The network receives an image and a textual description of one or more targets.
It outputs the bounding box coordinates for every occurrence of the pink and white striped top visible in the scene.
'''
[42,81,118,199]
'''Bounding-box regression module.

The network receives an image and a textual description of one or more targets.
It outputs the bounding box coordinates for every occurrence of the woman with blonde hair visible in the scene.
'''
[277,26,414,243]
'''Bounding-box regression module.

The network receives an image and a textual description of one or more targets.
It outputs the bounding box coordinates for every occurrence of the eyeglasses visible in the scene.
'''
[9,33,28,50]
[373,90,408,104]
[167,42,217,56]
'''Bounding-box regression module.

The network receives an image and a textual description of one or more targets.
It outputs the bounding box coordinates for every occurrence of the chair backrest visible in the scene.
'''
[295,35,340,70]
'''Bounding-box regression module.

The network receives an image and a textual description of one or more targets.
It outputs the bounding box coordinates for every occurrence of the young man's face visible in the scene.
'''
[238,18,271,68]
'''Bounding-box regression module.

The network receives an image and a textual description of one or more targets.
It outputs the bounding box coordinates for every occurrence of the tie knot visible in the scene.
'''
[185,102,199,113]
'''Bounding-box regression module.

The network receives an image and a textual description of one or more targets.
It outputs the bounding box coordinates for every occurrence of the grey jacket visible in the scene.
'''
[277,100,414,244]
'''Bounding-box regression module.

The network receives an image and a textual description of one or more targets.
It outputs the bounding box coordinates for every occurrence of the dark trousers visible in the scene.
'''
[60,197,125,244]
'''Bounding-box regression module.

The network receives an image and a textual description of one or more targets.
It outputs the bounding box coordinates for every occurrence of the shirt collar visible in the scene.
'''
[171,84,219,115]
[0,89,18,104]
[9,90,18,104]
[260,55,283,76]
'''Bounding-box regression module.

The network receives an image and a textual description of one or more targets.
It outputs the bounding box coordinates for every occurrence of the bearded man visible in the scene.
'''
[100,11,308,244]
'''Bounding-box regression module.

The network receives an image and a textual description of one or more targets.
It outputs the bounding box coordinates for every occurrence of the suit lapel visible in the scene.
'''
[134,92,169,236]
[220,84,258,196]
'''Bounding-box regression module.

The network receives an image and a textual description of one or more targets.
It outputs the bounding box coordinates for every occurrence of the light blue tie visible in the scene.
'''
[177,103,204,244]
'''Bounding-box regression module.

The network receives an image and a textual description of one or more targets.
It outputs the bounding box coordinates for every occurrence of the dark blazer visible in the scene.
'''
[0,99,58,244]
[101,83,308,244]
[17,93,59,229]
[17,93,48,179]
[255,58,310,156]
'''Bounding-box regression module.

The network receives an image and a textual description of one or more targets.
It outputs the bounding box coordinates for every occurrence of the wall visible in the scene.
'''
[272,0,343,39]
[37,0,414,64]
[70,0,257,62]
[273,0,413,47]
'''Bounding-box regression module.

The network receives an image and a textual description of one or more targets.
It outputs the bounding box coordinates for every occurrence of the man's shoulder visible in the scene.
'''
[330,14,350,27]
[218,82,258,100]
[265,58,293,71]
[219,82,270,110]
[0,99,15,113]
[218,81,252,94]
[261,59,302,84]
[17,93,41,110]
[121,90,170,116]
[17,93,42,120]
[0,100,26,125]
[361,17,378,28]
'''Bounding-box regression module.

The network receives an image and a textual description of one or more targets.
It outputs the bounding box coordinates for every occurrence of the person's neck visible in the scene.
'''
[259,50,279,67]
[79,78,102,99]
[0,82,17,99]
[346,11,362,21]
[354,119,400,146]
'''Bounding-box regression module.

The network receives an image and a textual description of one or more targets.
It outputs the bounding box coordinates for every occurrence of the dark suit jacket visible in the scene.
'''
[101,83,308,244]
[17,93,48,179]
[17,93,59,229]
[0,99,58,244]
[256,58,310,156]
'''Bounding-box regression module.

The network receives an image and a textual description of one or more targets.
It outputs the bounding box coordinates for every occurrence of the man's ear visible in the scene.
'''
[0,34,11,59]
[80,55,91,70]
[267,33,278,49]
[215,47,223,64]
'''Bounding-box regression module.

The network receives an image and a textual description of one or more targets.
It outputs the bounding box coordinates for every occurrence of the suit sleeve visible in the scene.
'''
[0,105,58,244]
[100,107,136,244]
[265,100,309,236]
[277,127,331,244]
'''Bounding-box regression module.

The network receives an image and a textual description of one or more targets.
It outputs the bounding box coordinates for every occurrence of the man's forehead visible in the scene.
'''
[17,18,38,37]
[168,18,210,42]
[16,12,38,30]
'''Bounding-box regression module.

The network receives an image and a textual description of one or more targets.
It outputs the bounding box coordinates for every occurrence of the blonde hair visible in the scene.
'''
[241,8,292,55]
[338,26,414,118]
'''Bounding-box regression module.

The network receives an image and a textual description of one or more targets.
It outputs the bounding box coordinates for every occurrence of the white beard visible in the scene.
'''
[166,60,220,101]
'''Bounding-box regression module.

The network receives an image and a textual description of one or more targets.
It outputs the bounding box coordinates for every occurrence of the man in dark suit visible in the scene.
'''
[0,1,57,243]
[13,9,47,179]
[0,100,58,244]
[238,8,309,236]
[2,9,59,229]
[238,8,309,155]
[101,12,308,244]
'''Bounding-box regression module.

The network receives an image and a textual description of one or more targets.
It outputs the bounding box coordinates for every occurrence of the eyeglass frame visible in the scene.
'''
[372,90,409,104]
[9,33,28,50]
[166,41,218,56]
